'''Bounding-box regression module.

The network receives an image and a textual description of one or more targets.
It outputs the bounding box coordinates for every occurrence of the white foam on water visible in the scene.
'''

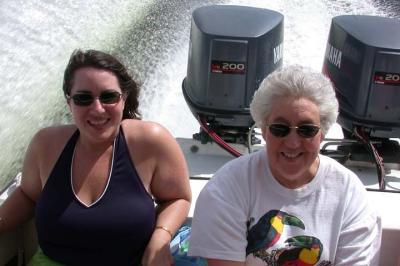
[0,0,395,188]
[0,0,154,185]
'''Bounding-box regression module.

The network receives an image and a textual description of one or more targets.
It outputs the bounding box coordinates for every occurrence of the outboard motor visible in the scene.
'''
[322,15,400,189]
[182,5,284,145]
[323,15,400,139]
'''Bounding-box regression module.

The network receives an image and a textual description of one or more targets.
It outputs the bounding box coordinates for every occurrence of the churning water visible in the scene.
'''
[0,0,398,189]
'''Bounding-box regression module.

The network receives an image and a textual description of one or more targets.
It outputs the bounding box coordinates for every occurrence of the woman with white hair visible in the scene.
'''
[189,65,381,266]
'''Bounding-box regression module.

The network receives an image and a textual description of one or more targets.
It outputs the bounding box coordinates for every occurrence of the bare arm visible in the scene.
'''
[125,121,191,265]
[145,124,191,265]
[334,178,381,265]
[151,125,191,238]
[0,131,43,233]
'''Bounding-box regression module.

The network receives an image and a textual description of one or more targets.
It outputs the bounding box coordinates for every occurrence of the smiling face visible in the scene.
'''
[68,67,125,144]
[261,96,323,189]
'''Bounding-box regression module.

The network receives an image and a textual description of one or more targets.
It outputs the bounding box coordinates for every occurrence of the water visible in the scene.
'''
[0,0,398,190]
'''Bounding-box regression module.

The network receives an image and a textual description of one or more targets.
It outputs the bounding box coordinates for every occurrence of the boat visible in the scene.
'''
[1,5,399,266]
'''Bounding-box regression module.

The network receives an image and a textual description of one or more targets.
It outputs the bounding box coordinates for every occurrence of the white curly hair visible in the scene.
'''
[250,65,338,134]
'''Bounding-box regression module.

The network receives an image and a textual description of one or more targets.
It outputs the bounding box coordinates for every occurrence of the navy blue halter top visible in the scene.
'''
[36,128,156,265]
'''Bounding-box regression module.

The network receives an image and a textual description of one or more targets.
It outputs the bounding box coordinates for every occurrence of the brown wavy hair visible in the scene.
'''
[63,49,140,119]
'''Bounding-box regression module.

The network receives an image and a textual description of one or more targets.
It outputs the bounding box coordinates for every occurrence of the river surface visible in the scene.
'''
[0,0,399,189]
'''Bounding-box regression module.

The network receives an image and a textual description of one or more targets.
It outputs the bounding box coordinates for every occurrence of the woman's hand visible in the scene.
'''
[141,227,173,266]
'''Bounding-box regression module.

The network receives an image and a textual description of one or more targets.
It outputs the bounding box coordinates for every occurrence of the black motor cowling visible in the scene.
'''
[323,15,400,139]
[182,5,284,143]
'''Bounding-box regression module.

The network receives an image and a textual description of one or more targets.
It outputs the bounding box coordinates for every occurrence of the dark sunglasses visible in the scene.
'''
[67,91,123,106]
[267,123,321,138]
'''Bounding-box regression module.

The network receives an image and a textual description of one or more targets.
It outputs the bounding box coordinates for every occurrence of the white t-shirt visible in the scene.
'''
[188,149,381,265]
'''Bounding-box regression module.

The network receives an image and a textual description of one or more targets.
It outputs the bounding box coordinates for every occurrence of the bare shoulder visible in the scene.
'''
[120,119,188,197]
[122,120,190,203]
[28,125,77,175]
[21,124,77,200]
[121,119,185,174]
[121,119,174,145]
[32,125,77,151]
[34,124,76,140]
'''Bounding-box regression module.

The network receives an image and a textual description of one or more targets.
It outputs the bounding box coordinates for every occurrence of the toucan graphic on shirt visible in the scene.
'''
[246,210,305,255]
[246,210,332,266]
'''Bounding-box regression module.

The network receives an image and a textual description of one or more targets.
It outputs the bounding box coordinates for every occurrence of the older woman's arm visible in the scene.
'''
[188,158,250,264]
[139,122,191,266]
[334,176,381,265]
